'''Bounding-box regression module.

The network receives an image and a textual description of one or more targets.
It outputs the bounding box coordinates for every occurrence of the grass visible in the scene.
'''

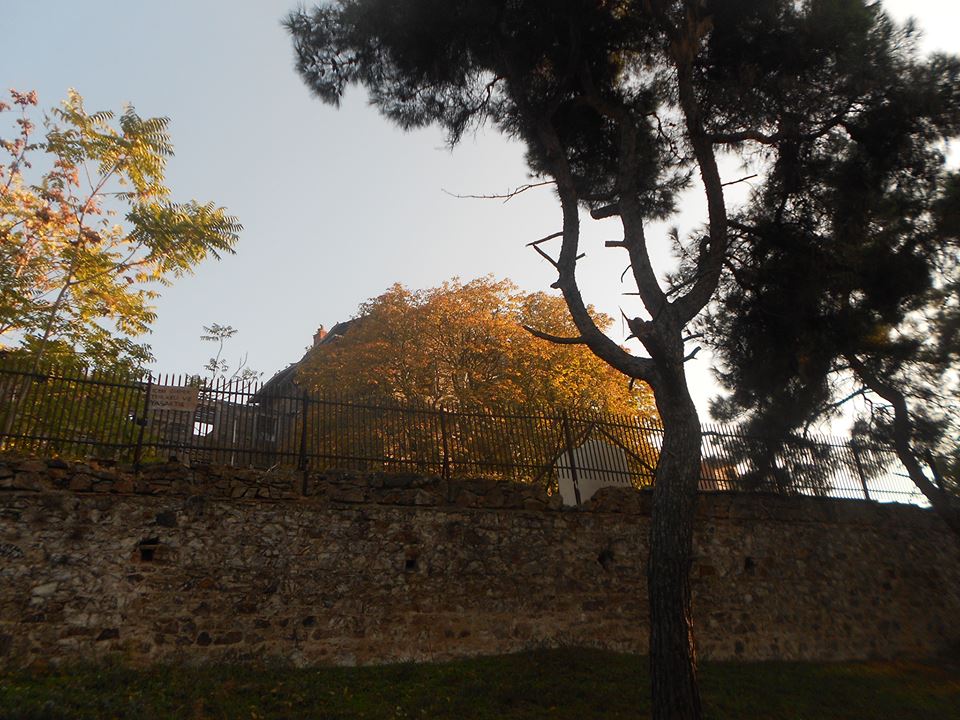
[1,648,959,719]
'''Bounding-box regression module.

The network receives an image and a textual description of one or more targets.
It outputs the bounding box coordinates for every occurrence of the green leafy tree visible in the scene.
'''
[0,89,241,450]
[0,89,241,369]
[284,2,922,716]
[0,346,148,459]
[700,39,960,532]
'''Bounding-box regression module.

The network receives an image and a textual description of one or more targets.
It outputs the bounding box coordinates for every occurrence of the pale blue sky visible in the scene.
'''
[4,0,957,418]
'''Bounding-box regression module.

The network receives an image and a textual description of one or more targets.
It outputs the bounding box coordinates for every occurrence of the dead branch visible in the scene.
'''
[527,231,563,247]
[442,179,555,203]
[720,173,758,187]
[531,244,560,270]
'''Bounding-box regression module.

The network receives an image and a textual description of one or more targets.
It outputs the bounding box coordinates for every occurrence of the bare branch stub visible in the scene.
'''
[531,243,560,270]
[527,231,563,247]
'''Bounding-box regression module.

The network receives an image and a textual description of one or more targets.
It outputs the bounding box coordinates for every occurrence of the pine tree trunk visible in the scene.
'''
[648,371,703,720]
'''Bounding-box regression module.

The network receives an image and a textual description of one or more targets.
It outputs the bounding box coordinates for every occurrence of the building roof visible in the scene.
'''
[255,318,358,400]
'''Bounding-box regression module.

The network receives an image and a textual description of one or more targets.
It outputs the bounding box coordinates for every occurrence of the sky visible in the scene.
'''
[4,0,959,420]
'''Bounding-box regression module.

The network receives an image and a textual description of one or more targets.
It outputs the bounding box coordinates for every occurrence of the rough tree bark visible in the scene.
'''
[648,371,703,719]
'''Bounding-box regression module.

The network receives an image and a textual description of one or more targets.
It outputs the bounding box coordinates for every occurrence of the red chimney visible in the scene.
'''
[313,325,327,347]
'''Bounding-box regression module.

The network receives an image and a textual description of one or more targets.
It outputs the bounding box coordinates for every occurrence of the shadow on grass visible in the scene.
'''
[1,649,958,719]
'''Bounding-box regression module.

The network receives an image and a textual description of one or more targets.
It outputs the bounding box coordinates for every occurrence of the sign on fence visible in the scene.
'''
[149,385,200,413]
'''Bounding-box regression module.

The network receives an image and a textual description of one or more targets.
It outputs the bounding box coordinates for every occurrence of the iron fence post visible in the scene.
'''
[561,411,582,506]
[299,391,309,495]
[133,373,153,471]
[850,442,871,501]
[439,405,451,480]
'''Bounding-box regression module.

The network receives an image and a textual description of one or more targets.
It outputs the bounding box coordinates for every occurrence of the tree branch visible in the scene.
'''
[847,353,960,535]
[668,43,731,326]
[522,325,587,345]
[708,128,784,145]
[823,386,869,411]
[442,179,555,203]
[721,174,758,188]
[534,116,658,384]
[707,110,851,146]
[527,231,563,247]
[531,243,560,270]
[591,203,620,219]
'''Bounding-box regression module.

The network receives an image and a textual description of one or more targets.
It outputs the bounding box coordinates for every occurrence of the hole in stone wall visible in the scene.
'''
[404,555,418,572]
[744,556,756,574]
[139,537,159,562]
[597,548,615,571]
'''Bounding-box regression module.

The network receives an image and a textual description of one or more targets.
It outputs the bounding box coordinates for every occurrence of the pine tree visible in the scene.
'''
[700,31,960,533]
[283,2,943,716]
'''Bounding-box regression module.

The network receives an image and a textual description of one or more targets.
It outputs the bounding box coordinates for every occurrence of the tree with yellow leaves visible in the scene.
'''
[296,277,655,418]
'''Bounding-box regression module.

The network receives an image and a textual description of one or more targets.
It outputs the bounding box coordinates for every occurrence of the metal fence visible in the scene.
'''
[0,358,926,504]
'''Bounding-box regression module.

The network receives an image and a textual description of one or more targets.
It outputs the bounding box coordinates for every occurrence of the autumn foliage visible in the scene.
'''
[0,89,240,370]
[296,277,656,418]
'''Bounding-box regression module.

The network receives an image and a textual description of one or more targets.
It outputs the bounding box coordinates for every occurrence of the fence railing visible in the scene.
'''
[0,358,926,504]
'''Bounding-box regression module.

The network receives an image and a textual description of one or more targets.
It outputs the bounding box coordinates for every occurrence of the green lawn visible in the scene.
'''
[2,649,958,719]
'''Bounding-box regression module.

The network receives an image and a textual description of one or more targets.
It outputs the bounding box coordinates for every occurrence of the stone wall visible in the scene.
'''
[1,456,958,668]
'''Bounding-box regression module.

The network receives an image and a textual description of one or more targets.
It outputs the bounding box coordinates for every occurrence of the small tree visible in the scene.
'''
[201,323,261,385]
[0,89,241,370]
